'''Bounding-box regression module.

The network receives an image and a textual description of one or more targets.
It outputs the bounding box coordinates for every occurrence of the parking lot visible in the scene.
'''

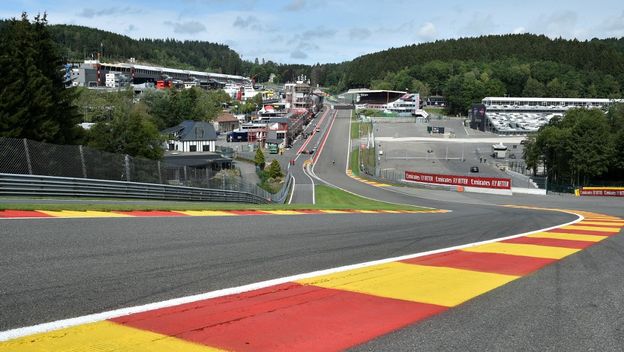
[369,118,533,188]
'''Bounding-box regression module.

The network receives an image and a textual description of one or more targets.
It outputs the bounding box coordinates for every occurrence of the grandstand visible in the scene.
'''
[474,97,623,134]
[68,60,251,88]
[346,89,406,105]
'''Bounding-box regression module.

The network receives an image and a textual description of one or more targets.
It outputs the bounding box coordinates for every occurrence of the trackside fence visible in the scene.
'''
[0,137,291,203]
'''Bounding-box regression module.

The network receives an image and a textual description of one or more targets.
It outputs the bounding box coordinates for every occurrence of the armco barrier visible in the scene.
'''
[0,173,272,204]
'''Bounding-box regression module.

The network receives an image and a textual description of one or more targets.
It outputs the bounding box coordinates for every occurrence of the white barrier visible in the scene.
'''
[512,187,547,195]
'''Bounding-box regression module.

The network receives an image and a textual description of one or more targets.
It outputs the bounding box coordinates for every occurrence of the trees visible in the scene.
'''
[564,109,612,185]
[254,148,265,170]
[48,24,245,75]
[268,159,283,178]
[0,13,82,144]
[87,102,164,160]
[143,87,230,129]
[525,106,623,187]
[522,77,545,97]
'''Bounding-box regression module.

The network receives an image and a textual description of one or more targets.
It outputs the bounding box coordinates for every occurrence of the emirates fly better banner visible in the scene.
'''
[405,171,512,190]
[579,189,624,197]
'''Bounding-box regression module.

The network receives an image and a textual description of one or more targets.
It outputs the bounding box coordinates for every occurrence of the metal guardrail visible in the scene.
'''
[270,172,293,204]
[0,173,272,204]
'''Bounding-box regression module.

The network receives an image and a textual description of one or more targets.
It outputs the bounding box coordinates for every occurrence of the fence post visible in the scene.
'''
[79,145,87,178]
[124,155,131,181]
[23,139,33,175]
[157,161,162,184]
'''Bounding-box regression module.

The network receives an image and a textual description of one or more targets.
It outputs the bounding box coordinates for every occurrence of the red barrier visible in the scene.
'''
[405,171,511,190]
[579,189,624,197]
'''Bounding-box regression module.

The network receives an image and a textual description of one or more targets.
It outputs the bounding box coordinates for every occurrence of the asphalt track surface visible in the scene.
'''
[0,109,622,350]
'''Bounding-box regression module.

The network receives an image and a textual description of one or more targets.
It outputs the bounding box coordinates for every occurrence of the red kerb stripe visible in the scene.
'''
[401,250,556,276]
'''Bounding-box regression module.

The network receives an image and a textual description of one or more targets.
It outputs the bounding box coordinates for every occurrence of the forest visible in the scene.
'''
[3,15,624,186]
[523,105,624,188]
[43,26,624,115]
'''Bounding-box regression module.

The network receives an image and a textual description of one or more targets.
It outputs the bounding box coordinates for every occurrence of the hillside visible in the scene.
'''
[338,34,624,113]
[344,34,624,87]
[48,24,246,75]
[45,25,624,113]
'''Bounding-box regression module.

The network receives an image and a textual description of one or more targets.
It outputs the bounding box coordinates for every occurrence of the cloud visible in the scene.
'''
[164,21,206,34]
[377,20,416,34]
[349,28,371,41]
[417,22,437,40]
[529,10,578,38]
[125,24,137,33]
[544,11,578,36]
[303,27,336,39]
[233,15,258,29]
[460,13,498,36]
[284,0,306,11]
[512,26,526,34]
[77,7,141,18]
[291,49,308,59]
[232,15,275,32]
[600,10,624,33]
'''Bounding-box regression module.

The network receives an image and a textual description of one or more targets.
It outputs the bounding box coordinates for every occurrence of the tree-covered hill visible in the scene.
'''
[48,24,246,75]
[337,34,624,113]
[36,23,624,113]
[344,34,624,88]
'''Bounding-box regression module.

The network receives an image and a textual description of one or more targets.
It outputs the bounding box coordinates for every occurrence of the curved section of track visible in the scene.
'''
[0,108,621,350]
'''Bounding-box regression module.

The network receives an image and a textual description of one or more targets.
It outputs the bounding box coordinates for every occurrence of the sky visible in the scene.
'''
[2,0,624,65]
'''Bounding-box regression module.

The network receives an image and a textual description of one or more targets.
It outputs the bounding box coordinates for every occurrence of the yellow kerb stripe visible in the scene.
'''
[297,262,517,307]
[36,210,131,218]
[580,221,624,227]
[174,210,236,216]
[0,321,222,352]
[462,242,579,259]
[262,210,305,215]
[561,225,620,233]
[528,231,607,243]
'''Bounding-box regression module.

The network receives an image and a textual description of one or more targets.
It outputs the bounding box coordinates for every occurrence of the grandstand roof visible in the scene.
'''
[483,97,622,103]
[347,88,407,95]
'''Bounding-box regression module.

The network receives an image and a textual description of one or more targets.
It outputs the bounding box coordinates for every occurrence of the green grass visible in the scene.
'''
[314,185,427,210]
[0,193,428,212]
[350,121,360,139]
[349,147,360,176]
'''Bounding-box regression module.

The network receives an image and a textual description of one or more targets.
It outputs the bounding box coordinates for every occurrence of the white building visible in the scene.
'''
[162,121,217,152]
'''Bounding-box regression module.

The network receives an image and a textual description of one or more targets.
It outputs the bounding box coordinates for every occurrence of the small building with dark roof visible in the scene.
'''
[162,120,217,153]
[216,112,240,133]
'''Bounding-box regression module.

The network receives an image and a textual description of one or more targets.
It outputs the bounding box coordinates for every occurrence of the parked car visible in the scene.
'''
[470,166,479,173]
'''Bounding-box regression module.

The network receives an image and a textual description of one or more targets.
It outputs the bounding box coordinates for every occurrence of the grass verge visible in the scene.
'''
[314,185,427,211]
[350,121,360,139]
[350,147,360,176]
[0,194,428,212]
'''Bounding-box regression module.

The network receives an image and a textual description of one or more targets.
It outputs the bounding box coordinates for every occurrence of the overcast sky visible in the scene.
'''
[3,0,624,64]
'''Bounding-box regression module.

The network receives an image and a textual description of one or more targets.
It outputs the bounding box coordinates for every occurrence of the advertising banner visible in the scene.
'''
[579,188,624,197]
[405,171,511,190]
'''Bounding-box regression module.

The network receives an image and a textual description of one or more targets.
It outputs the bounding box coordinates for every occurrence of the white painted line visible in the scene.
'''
[302,163,316,205]
[0,211,584,342]
[313,111,438,211]
[287,174,296,205]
